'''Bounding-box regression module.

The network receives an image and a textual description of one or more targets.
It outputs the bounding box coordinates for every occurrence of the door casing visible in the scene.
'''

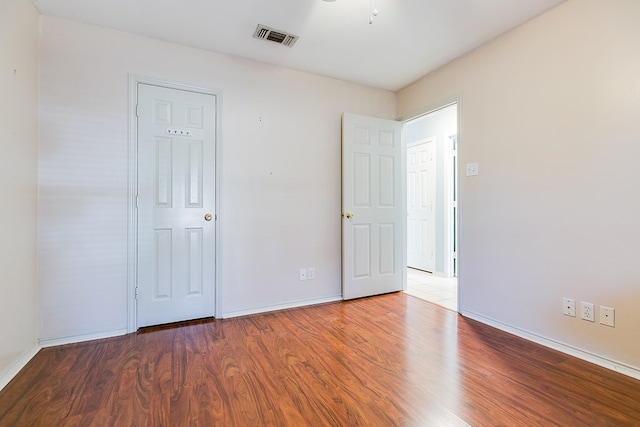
[127,75,223,332]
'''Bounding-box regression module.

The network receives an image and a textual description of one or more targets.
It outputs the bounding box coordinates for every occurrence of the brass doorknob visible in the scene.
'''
[345,212,353,219]
[204,213,213,222]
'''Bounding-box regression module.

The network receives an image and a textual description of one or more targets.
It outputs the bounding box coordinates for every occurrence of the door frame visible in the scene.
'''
[127,75,223,332]
[444,133,458,278]
[398,96,462,306]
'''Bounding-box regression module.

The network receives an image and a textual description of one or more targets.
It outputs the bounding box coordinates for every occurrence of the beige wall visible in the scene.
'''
[398,0,640,372]
[0,0,40,385]
[38,16,396,341]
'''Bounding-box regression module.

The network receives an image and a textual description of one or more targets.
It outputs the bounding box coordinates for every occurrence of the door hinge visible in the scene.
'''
[136,195,139,208]
[135,286,139,299]
[136,104,140,117]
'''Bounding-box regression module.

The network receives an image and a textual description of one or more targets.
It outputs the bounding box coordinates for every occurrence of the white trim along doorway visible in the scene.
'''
[127,76,223,332]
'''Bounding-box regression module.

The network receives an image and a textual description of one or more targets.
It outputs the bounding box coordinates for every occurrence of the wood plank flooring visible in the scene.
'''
[1,293,639,426]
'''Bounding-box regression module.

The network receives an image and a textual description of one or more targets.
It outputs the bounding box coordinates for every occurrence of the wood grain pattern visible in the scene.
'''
[1,293,639,426]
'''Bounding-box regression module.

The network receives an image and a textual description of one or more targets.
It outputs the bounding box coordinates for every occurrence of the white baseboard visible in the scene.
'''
[461,310,640,381]
[222,295,343,319]
[0,344,41,392]
[39,328,129,348]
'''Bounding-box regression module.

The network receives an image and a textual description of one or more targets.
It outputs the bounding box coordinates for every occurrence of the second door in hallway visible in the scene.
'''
[407,139,435,272]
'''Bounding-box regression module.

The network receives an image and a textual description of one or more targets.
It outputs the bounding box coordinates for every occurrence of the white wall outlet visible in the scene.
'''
[562,298,575,317]
[299,268,307,281]
[466,162,479,176]
[599,306,615,327]
[581,302,595,322]
[307,268,315,280]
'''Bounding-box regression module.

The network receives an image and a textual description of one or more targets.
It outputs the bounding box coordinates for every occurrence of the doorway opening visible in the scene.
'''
[403,103,458,310]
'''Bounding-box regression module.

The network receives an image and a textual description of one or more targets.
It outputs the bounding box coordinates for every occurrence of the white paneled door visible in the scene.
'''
[342,113,404,300]
[407,140,435,272]
[137,84,216,327]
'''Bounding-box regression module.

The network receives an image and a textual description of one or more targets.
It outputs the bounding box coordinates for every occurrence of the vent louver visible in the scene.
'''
[253,24,299,47]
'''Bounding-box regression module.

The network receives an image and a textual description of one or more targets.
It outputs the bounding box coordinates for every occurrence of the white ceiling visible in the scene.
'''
[32,0,565,91]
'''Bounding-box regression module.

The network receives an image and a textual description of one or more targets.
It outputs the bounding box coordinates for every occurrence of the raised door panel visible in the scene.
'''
[185,228,204,296]
[352,224,372,279]
[378,223,396,275]
[186,141,203,208]
[153,229,172,299]
[378,155,395,207]
[155,137,173,207]
[353,154,372,208]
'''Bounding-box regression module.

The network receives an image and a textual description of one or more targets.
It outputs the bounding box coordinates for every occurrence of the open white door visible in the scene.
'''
[342,113,405,300]
[136,83,216,327]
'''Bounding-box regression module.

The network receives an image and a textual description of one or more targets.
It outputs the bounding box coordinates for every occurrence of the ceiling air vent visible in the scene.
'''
[253,24,299,47]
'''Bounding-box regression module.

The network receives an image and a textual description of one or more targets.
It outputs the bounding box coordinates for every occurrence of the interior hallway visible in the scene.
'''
[405,267,457,311]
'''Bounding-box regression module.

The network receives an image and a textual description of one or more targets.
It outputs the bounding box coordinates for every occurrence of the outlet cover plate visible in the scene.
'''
[581,302,595,322]
[562,298,575,317]
[600,306,615,327]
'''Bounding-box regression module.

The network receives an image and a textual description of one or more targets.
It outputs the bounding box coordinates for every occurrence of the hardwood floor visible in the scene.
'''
[1,293,639,426]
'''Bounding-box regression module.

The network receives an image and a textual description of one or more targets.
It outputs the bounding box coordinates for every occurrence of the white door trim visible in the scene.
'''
[127,75,223,332]
[444,133,458,278]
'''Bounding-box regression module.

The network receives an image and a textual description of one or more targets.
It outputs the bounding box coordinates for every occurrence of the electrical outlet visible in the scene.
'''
[581,302,595,322]
[299,268,307,281]
[599,306,615,327]
[307,268,315,280]
[562,298,575,317]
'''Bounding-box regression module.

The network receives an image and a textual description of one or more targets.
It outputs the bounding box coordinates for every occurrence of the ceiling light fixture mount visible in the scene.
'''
[321,0,380,25]
[369,0,379,24]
